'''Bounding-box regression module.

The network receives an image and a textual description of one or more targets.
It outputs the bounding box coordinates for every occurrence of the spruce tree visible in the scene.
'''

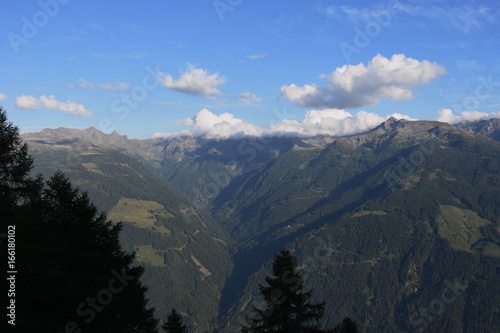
[332,317,360,333]
[242,249,327,333]
[17,172,160,332]
[162,309,189,333]
[0,107,35,218]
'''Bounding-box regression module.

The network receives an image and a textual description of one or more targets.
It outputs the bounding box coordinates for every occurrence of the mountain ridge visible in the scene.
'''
[22,118,499,151]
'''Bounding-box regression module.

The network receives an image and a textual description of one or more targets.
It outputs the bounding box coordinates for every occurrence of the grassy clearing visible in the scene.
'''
[437,205,499,257]
[134,245,166,267]
[472,241,500,258]
[108,198,173,235]
[81,162,104,175]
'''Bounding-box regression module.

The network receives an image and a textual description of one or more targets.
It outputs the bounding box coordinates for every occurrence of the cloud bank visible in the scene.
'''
[159,64,226,96]
[436,108,500,124]
[153,108,412,139]
[15,95,92,117]
[270,109,412,137]
[281,54,446,109]
[0,93,7,101]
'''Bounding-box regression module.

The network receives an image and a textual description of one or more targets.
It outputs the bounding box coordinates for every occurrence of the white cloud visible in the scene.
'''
[154,108,413,139]
[15,95,40,109]
[153,108,264,139]
[0,93,7,101]
[39,95,92,117]
[71,78,130,91]
[15,95,92,117]
[436,108,500,124]
[247,54,267,60]
[239,91,263,104]
[159,64,226,96]
[281,54,447,109]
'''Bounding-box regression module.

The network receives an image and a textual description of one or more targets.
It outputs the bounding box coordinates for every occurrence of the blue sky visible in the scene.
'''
[1,0,500,138]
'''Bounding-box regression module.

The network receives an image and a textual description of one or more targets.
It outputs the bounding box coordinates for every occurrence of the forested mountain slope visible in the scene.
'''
[23,118,500,332]
[211,119,500,332]
[26,141,233,332]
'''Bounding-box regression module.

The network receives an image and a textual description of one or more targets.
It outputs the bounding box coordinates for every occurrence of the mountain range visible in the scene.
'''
[22,118,500,332]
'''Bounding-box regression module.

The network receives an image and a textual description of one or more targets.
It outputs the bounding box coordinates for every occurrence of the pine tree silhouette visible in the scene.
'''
[162,309,190,333]
[242,249,327,333]
[332,317,360,333]
[0,107,35,219]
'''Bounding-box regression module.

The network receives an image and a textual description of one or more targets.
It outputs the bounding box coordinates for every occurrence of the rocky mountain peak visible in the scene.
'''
[455,118,500,142]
